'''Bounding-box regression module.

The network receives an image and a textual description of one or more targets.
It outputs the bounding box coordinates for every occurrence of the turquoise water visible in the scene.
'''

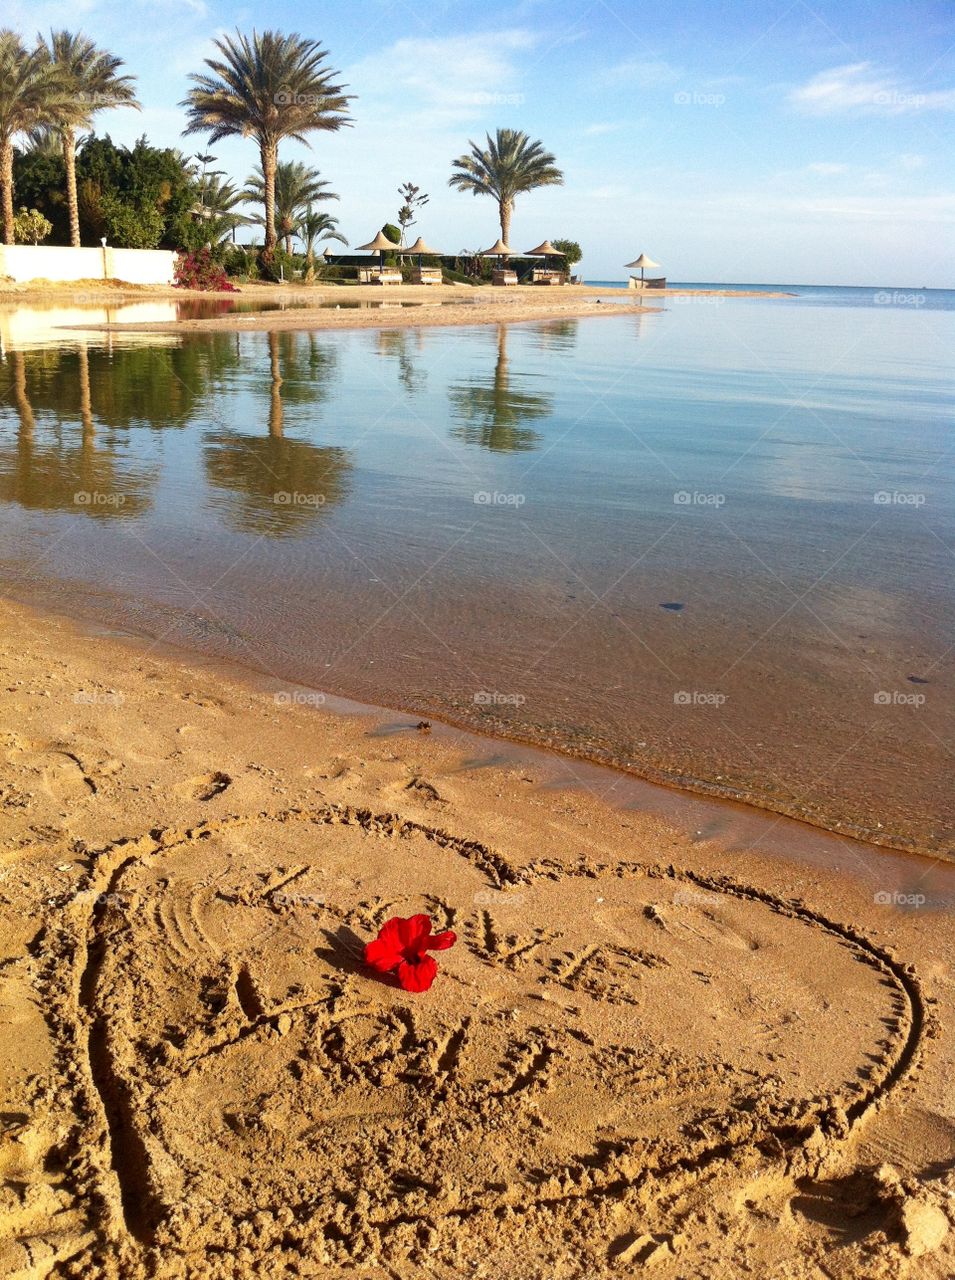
[0,293,951,854]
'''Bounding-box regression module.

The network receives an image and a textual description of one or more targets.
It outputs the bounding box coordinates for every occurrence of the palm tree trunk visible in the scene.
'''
[268,331,283,437]
[498,198,512,246]
[63,127,81,248]
[1,139,15,247]
[261,140,278,252]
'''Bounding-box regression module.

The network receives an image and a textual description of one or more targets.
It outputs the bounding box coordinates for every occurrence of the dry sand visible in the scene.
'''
[1,599,953,1278]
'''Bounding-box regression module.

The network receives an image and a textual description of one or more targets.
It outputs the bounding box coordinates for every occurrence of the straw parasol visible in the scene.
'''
[624,252,661,284]
[404,235,442,265]
[525,239,566,275]
[480,237,513,264]
[357,227,402,271]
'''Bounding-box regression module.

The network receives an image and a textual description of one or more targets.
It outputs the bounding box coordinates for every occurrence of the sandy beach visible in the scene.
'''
[1,598,952,1279]
[0,280,794,340]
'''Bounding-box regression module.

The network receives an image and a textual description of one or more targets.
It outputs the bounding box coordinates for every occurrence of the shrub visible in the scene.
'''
[13,206,53,245]
[258,246,297,282]
[174,248,238,292]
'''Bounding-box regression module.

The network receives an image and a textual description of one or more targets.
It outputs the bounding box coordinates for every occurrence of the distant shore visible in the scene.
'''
[1,279,796,336]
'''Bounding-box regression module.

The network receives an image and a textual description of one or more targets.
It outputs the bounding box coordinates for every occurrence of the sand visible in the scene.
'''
[1,599,953,1279]
[0,279,794,340]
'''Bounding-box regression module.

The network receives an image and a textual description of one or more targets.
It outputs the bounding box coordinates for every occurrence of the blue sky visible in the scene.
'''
[10,0,955,283]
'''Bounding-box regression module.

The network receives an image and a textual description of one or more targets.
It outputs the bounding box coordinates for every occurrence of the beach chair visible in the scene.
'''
[411,266,442,285]
[492,268,518,286]
[531,268,567,285]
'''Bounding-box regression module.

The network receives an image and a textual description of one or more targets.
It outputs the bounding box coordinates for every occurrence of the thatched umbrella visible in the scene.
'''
[404,235,442,267]
[480,237,513,266]
[357,228,402,272]
[525,239,566,275]
[625,252,661,284]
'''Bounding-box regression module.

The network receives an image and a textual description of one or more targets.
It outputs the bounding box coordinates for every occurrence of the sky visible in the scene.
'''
[8,0,955,284]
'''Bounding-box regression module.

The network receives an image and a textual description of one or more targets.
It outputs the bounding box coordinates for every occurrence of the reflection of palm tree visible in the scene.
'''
[202,330,351,535]
[376,327,425,396]
[448,325,552,453]
[0,349,152,516]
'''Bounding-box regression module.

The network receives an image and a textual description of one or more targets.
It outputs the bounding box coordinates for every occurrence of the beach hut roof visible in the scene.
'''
[357,228,402,252]
[480,238,513,256]
[525,240,564,256]
[625,253,661,268]
[404,236,442,255]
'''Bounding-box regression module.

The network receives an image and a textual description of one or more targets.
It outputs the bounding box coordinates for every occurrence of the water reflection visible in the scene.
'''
[376,328,427,396]
[449,325,554,452]
[202,332,352,536]
[0,347,154,516]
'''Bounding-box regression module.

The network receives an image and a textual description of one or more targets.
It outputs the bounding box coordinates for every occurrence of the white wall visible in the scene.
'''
[0,244,176,285]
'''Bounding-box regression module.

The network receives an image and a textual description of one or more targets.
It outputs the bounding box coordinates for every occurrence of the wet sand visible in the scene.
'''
[1,599,952,1278]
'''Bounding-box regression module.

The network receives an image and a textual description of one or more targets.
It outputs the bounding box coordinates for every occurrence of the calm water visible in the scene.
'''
[1,291,952,856]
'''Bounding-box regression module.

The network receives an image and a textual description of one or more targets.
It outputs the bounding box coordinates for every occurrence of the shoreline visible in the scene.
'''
[0,279,796,338]
[1,595,952,1278]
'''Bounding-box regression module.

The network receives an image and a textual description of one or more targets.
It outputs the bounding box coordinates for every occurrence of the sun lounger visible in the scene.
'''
[492,269,518,286]
[411,267,442,285]
[627,275,667,290]
[358,266,403,285]
[531,268,567,285]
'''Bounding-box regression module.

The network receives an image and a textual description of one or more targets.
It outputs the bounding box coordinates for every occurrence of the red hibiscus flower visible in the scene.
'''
[364,914,457,993]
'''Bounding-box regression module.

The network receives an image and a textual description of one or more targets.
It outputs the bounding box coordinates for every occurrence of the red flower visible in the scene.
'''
[364,914,457,993]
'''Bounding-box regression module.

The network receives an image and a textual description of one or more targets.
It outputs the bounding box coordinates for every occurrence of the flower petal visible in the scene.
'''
[400,914,433,950]
[364,936,403,973]
[396,955,437,993]
[425,929,457,952]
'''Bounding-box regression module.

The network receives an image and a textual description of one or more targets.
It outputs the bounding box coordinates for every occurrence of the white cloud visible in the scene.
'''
[790,63,955,115]
[344,30,538,131]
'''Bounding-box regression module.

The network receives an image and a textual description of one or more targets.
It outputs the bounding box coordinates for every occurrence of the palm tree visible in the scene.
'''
[448,128,563,246]
[296,205,346,277]
[242,159,337,253]
[191,172,249,245]
[40,31,139,247]
[0,30,62,245]
[181,29,352,255]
